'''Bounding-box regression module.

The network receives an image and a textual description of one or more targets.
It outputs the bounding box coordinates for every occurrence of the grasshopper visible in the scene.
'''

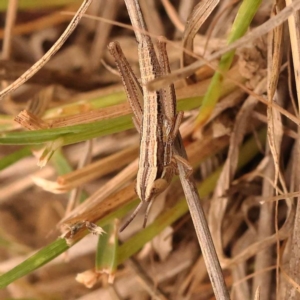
[108,0,188,231]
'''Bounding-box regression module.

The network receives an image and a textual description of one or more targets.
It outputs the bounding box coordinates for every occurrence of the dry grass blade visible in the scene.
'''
[0,0,92,100]
[89,0,119,70]
[181,0,219,69]
[231,229,255,299]
[285,155,300,298]
[49,103,132,127]
[61,183,137,243]
[0,3,80,39]
[65,139,93,216]
[205,0,239,41]
[161,0,185,32]
[209,79,266,260]
[267,3,284,102]
[140,0,164,36]
[1,0,18,60]
[281,266,300,295]
[253,151,276,298]
[254,286,260,300]
[15,110,49,130]
[266,8,285,188]
[34,145,138,193]
[253,3,285,298]
[61,158,138,223]
[283,0,300,298]
[222,210,294,268]
[253,191,300,204]
[287,0,300,102]
[1,0,18,104]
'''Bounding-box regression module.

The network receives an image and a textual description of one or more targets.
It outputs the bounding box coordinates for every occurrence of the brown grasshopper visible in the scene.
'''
[108,0,189,231]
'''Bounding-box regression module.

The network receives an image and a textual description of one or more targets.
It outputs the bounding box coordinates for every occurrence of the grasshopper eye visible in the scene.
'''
[146,178,169,202]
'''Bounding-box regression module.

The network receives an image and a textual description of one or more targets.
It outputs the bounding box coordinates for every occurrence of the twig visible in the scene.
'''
[174,134,230,300]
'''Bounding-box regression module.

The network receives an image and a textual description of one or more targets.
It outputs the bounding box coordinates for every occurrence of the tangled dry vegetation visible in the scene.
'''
[0,0,300,299]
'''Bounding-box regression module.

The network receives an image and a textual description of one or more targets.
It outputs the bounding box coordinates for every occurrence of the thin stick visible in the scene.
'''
[157,40,230,299]
[0,0,93,101]
[174,134,230,300]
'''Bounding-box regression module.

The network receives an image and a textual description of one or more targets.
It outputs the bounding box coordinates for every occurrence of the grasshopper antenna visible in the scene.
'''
[119,201,144,232]
[143,200,154,228]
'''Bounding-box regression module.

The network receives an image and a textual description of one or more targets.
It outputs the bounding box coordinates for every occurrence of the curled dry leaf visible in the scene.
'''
[181,0,219,69]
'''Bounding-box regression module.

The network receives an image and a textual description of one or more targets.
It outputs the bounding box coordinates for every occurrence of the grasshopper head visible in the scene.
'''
[136,167,170,202]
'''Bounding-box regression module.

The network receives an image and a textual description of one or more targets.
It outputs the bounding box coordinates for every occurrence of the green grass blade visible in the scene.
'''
[1,91,127,132]
[0,201,137,288]
[0,0,81,11]
[0,238,68,288]
[0,77,241,147]
[51,149,89,202]
[0,115,133,145]
[195,0,262,127]
[96,222,118,281]
[0,92,228,147]
[0,147,31,171]
[51,149,73,175]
